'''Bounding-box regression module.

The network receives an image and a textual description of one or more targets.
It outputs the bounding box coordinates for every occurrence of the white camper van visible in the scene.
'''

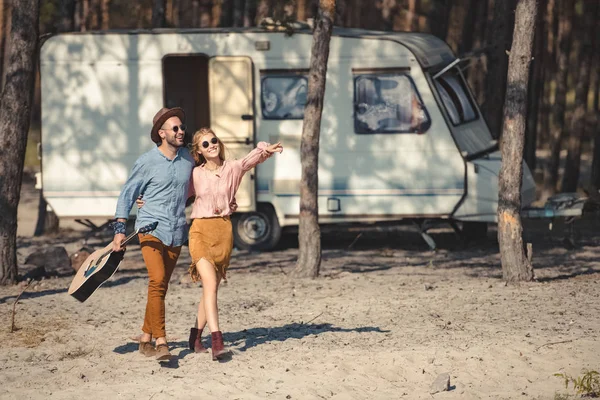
[39,25,536,250]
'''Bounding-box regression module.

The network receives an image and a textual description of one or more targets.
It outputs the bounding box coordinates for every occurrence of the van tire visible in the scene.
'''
[232,203,281,251]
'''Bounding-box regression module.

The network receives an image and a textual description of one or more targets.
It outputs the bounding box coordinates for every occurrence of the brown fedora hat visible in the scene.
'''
[151,107,185,144]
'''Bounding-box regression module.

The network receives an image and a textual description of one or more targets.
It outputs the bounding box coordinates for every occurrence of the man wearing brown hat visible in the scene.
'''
[112,107,195,361]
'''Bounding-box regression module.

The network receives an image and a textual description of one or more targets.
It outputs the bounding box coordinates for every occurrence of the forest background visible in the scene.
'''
[1,0,599,202]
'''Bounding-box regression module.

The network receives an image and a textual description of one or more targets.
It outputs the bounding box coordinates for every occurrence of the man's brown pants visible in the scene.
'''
[139,234,181,339]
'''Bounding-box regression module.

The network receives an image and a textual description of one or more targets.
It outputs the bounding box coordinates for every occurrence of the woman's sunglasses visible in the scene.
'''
[202,137,219,148]
[167,124,186,133]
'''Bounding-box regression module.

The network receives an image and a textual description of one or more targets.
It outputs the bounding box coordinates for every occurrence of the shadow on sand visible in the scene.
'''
[113,322,388,367]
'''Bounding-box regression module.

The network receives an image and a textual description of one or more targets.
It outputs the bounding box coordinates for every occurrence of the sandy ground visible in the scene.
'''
[1,180,599,400]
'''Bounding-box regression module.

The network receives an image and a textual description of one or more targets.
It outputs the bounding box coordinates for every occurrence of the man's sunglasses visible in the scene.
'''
[165,124,187,133]
[202,137,219,148]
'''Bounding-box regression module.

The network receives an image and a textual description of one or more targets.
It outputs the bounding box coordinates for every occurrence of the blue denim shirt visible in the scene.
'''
[115,147,195,247]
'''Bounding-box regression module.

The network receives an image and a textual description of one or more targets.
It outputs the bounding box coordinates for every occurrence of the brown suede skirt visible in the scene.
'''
[188,216,233,282]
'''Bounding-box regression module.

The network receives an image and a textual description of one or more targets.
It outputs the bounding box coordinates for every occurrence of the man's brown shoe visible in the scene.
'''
[155,343,172,361]
[139,341,156,357]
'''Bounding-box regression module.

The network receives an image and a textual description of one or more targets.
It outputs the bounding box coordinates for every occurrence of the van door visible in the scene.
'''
[208,56,255,212]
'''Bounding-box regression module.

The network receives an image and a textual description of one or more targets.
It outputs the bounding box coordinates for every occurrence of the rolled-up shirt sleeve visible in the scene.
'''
[239,142,272,172]
[115,159,148,219]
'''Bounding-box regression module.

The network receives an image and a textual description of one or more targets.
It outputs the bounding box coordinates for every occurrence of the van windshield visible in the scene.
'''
[433,66,495,157]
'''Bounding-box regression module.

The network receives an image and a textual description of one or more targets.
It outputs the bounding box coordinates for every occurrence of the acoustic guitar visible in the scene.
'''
[68,221,158,302]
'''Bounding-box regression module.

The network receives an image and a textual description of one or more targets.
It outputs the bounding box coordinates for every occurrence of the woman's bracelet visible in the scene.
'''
[111,220,126,235]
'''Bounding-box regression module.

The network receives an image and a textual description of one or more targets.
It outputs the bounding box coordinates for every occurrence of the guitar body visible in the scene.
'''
[67,221,157,302]
[68,243,125,302]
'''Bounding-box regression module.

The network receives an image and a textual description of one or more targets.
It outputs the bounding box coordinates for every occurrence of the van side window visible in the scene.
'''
[353,73,430,134]
[261,74,308,120]
[434,68,478,125]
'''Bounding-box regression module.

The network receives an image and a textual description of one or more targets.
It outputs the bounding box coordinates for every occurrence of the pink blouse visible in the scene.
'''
[189,142,274,219]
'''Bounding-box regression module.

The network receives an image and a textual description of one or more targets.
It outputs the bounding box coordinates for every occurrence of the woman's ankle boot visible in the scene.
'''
[210,331,230,361]
[189,327,208,353]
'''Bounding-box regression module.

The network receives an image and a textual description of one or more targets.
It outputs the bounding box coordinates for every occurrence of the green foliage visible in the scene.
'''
[554,370,600,397]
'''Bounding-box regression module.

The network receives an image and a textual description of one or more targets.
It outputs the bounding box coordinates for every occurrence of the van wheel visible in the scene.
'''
[232,203,281,251]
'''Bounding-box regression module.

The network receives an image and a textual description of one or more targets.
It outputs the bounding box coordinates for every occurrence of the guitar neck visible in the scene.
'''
[99,229,139,259]
[121,229,140,247]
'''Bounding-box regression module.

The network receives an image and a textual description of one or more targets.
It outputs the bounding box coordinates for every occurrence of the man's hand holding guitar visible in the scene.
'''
[112,218,128,252]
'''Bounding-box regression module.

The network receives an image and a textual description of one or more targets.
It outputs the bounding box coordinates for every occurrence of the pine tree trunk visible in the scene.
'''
[0,0,39,285]
[152,0,166,28]
[296,0,306,21]
[1,2,12,91]
[538,0,556,147]
[100,0,109,29]
[405,0,417,31]
[560,1,597,193]
[233,0,244,27]
[541,0,574,200]
[588,2,600,193]
[524,0,546,171]
[294,0,335,279]
[80,0,90,32]
[220,0,233,26]
[497,0,537,283]
[197,0,213,27]
[428,0,451,40]
[483,0,515,139]
[466,0,489,105]
[54,0,76,32]
[445,0,475,54]
[592,118,600,192]
[0,2,8,91]
[243,0,256,27]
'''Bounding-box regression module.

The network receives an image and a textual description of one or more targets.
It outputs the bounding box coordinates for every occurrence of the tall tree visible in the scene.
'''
[293,0,335,278]
[152,0,166,28]
[0,1,10,91]
[405,0,417,31]
[243,0,257,27]
[427,0,451,40]
[445,0,476,55]
[541,0,574,200]
[560,0,598,193]
[0,2,13,89]
[588,2,600,193]
[220,0,234,26]
[524,0,546,171]
[0,0,40,285]
[466,0,489,104]
[100,0,110,29]
[55,0,76,32]
[79,0,90,31]
[233,0,244,27]
[538,0,557,147]
[483,0,514,139]
[296,0,307,22]
[497,0,537,283]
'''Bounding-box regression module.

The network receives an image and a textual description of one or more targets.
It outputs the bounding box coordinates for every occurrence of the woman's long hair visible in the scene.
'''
[190,127,226,166]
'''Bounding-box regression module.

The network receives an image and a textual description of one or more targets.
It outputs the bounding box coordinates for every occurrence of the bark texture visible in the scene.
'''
[497,0,537,283]
[560,0,597,193]
[483,0,514,139]
[541,0,574,200]
[0,0,39,285]
[294,0,335,278]
[524,0,546,171]
[152,0,167,28]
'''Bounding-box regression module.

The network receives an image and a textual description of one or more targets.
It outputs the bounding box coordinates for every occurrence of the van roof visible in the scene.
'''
[47,25,456,70]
